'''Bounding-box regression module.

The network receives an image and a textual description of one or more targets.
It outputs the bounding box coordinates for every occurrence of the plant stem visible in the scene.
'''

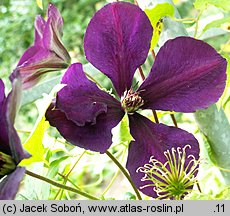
[196,182,202,193]
[194,10,203,38]
[102,149,126,196]
[219,38,230,54]
[55,150,86,200]
[138,66,145,81]
[25,170,100,200]
[173,17,196,23]
[85,72,103,89]
[17,129,31,134]
[170,113,178,128]
[106,150,142,200]
[58,173,82,189]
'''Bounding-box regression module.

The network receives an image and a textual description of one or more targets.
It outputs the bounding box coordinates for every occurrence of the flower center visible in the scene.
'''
[0,151,16,176]
[121,88,144,114]
[136,145,200,200]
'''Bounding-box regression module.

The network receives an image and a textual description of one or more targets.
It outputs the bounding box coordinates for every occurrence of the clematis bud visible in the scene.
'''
[137,145,200,200]
[0,76,30,200]
[12,4,70,89]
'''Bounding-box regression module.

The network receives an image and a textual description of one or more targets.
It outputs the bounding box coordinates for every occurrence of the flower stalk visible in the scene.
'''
[25,170,100,200]
[106,150,142,200]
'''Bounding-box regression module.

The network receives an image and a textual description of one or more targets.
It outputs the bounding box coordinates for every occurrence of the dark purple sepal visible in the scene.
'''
[0,79,5,104]
[139,37,227,112]
[57,63,121,126]
[84,2,153,97]
[0,80,11,155]
[126,113,199,198]
[0,167,25,200]
[6,74,30,163]
[46,102,124,153]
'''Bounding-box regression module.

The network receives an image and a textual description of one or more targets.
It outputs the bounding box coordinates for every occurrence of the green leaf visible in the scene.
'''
[20,83,65,165]
[36,0,43,10]
[194,0,230,12]
[21,75,62,106]
[112,114,133,146]
[145,3,174,49]
[199,28,229,40]
[194,105,230,184]
[17,163,50,200]
[47,156,69,178]
[19,116,48,165]
[201,17,230,36]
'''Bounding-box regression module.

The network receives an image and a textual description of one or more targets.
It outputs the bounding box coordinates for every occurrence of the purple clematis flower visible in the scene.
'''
[46,2,227,198]
[11,4,71,89]
[0,75,30,200]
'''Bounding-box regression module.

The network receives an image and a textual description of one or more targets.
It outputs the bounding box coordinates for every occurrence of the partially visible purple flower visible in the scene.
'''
[0,75,30,200]
[12,4,70,89]
[46,2,227,198]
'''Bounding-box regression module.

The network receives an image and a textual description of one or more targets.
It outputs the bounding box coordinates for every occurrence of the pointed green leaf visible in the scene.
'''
[201,17,230,36]
[19,116,48,165]
[194,0,230,12]
[36,0,43,10]
[112,114,133,146]
[144,3,174,49]
[47,156,69,178]
[21,75,62,107]
[17,163,50,200]
[194,105,230,184]
[19,84,65,166]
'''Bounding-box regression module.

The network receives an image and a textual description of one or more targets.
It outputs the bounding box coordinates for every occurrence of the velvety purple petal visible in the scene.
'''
[34,15,46,45]
[0,80,11,155]
[84,2,153,97]
[126,113,199,198]
[46,102,124,153]
[43,4,70,62]
[138,37,227,112]
[16,45,68,89]
[57,63,121,126]
[6,74,30,163]
[0,167,25,200]
[0,79,5,103]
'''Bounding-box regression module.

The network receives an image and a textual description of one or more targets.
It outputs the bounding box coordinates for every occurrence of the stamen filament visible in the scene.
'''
[137,144,200,199]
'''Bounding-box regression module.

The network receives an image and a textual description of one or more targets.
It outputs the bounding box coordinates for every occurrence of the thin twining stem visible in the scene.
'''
[25,170,100,200]
[106,150,142,200]
[102,149,127,196]
[173,17,196,23]
[170,113,178,128]
[54,150,87,200]
[85,72,103,89]
[16,129,31,134]
[194,10,203,38]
